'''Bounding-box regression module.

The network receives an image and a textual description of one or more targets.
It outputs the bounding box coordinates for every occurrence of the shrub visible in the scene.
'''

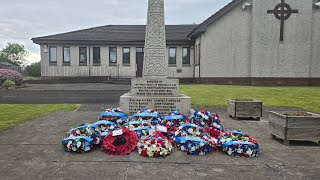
[1,80,16,89]
[0,69,23,85]
[25,62,41,77]
[24,76,37,81]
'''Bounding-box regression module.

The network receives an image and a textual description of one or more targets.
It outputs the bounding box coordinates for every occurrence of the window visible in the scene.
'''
[79,47,87,64]
[169,47,176,65]
[123,47,130,64]
[93,47,100,64]
[109,47,117,64]
[63,47,71,63]
[136,47,144,53]
[49,46,57,63]
[182,47,190,65]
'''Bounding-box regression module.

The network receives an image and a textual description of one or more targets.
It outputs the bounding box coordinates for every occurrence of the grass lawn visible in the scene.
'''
[180,85,320,113]
[0,104,81,131]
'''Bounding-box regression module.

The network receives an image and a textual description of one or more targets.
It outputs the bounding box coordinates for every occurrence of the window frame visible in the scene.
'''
[182,47,191,65]
[136,47,144,53]
[63,46,71,64]
[109,47,117,65]
[49,46,57,64]
[79,47,87,65]
[168,47,177,65]
[92,47,101,65]
[122,47,131,65]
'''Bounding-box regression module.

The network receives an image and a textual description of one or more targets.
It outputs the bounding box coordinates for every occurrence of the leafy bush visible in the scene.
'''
[25,62,41,77]
[1,80,16,89]
[0,69,23,85]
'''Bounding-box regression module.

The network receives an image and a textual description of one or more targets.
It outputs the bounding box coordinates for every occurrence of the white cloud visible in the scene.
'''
[0,0,231,64]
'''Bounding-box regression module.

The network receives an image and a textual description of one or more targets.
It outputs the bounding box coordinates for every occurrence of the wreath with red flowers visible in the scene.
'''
[101,127,138,156]
[220,129,259,157]
[132,109,161,126]
[99,108,128,127]
[174,124,218,155]
[137,131,173,157]
[191,110,223,131]
[161,110,190,138]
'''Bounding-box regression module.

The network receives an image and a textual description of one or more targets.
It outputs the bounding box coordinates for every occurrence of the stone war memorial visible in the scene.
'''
[120,0,191,115]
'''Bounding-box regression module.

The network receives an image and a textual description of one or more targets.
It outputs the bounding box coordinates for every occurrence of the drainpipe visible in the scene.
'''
[88,44,91,77]
[199,35,201,80]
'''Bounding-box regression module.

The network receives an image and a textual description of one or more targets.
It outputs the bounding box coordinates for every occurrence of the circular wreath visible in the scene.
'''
[94,120,119,143]
[137,131,173,157]
[62,136,94,153]
[191,110,223,131]
[125,120,150,138]
[174,124,218,155]
[220,129,259,157]
[65,123,100,145]
[101,127,138,156]
[132,109,161,126]
[161,110,190,138]
[99,108,128,127]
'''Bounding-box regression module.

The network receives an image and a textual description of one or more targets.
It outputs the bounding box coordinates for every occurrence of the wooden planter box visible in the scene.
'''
[269,111,320,145]
[227,99,262,120]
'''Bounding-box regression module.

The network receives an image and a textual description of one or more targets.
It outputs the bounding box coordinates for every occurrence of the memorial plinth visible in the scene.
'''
[120,78,191,115]
[120,0,191,115]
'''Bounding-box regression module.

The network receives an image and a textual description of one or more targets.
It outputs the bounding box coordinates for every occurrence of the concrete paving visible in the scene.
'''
[0,106,319,180]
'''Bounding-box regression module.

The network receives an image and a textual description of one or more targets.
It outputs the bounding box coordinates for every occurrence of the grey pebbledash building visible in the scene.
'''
[32,0,320,85]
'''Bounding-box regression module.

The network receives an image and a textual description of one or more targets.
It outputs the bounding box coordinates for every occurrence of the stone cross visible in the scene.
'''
[267,0,298,41]
[143,0,167,78]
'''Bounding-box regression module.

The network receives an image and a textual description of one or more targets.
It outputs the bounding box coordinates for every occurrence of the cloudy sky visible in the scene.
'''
[0,0,231,64]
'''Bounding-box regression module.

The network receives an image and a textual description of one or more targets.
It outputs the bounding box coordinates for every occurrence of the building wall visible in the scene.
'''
[199,3,251,78]
[311,4,320,78]
[40,44,194,78]
[251,0,315,78]
[197,0,320,79]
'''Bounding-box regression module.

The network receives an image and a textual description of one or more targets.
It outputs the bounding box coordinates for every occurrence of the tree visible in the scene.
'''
[0,43,29,65]
[25,62,41,77]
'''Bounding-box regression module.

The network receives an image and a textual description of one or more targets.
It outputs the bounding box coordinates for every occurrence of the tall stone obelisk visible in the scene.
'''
[143,0,167,78]
[120,0,191,115]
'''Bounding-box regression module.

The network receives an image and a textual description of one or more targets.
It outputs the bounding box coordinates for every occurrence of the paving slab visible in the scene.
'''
[0,105,319,179]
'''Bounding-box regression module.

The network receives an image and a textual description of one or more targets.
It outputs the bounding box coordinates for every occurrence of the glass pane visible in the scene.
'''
[182,48,190,64]
[79,47,87,63]
[93,47,100,64]
[136,47,144,53]
[110,47,117,63]
[169,48,176,64]
[63,47,70,63]
[50,47,57,63]
[123,48,130,64]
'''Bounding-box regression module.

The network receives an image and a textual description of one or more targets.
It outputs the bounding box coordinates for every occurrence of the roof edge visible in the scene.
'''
[188,0,244,39]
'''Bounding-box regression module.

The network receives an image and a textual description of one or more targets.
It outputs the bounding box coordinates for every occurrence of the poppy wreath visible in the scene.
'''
[174,124,218,155]
[137,131,173,157]
[99,108,128,127]
[191,110,223,131]
[220,129,259,157]
[125,120,150,138]
[65,123,101,145]
[62,136,94,153]
[101,127,139,156]
[161,110,190,139]
[94,120,119,144]
[132,109,161,127]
